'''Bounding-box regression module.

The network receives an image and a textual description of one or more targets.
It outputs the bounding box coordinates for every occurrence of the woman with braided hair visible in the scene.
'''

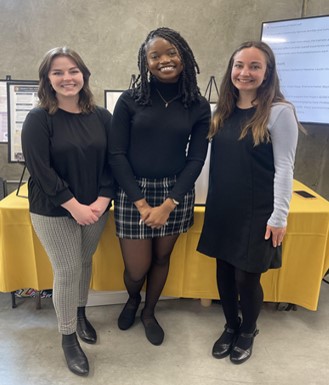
[109,27,210,345]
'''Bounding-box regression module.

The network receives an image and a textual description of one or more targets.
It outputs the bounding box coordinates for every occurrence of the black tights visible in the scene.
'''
[216,259,263,333]
[119,234,179,318]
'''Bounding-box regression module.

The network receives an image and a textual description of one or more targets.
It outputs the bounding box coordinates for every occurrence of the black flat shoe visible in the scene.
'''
[118,294,142,330]
[230,329,259,365]
[141,311,164,346]
[77,306,97,344]
[62,333,89,376]
[212,318,241,359]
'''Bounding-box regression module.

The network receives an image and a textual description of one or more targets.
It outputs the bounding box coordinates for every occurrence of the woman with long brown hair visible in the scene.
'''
[22,47,114,376]
[198,41,300,364]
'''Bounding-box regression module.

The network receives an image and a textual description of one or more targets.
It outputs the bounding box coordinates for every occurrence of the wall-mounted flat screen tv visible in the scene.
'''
[261,15,329,124]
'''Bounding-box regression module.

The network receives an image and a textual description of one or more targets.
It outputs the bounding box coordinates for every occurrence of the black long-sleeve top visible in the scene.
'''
[21,106,115,217]
[108,80,211,203]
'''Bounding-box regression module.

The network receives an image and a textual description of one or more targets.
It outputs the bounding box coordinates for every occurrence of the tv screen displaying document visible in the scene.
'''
[261,15,329,124]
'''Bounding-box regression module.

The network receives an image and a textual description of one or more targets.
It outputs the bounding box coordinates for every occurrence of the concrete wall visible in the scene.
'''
[0,0,328,197]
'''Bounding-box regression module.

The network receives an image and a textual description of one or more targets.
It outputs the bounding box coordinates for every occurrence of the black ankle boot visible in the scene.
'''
[212,317,241,359]
[77,306,97,344]
[118,294,142,330]
[62,333,89,376]
[230,328,259,365]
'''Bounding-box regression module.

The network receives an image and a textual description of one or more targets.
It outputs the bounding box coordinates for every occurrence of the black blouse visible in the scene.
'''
[109,80,211,203]
[21,107,115,217]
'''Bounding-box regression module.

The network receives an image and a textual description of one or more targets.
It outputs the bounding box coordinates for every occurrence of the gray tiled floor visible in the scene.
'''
[1,282,329,385]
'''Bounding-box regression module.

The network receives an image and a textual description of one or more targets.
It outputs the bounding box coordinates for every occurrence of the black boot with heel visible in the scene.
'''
[77,306,97,344]
[62,333,89,376]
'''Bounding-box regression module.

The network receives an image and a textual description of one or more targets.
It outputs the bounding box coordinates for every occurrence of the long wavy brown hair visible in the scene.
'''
[37,47,95,114]
[209,41,298,145]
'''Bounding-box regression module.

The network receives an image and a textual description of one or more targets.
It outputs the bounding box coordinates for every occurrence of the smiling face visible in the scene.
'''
[48,55,84,103]
[231,47,267,99]
[145,37,184,83]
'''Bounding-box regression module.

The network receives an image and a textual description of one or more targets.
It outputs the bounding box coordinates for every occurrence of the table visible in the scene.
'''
[1,181,329,311]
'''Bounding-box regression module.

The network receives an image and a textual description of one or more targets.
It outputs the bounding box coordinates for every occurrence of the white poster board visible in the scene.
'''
[194,141,211,205]
[104,90,124,114]
[7,81,39,162]
[0,80,8,142]
[194,103,216,205]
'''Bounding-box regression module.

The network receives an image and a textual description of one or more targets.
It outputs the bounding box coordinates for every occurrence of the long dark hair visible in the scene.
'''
[38,47,95,114]
[210,41,290,144]
[133,27,201,108]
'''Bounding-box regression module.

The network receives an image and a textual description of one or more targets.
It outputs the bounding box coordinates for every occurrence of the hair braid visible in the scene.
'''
[133,27,201,107]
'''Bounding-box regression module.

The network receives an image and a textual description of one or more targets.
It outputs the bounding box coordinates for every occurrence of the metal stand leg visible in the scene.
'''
[36,291,42,310]
[11,291,17,308]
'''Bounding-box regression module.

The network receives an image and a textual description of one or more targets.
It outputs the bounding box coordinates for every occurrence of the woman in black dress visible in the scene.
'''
[197,41,299,364]
[109,27,210,345]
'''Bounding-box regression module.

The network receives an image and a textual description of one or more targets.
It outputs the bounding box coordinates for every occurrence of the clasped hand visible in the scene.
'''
[73,204,99,225]
[139,204,173,229]
[64,196,111,226]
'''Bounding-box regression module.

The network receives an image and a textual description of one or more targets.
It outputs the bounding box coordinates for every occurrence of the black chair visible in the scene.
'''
[0,177,8,200]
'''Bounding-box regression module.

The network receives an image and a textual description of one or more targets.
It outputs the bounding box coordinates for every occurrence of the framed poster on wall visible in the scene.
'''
[7,80,39,162]
[0,79,8,143]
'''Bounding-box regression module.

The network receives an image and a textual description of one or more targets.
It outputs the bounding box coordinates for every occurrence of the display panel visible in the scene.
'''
[7,80,39,162]
[261,15,329,124]
[0,80,8,142]
[104,90,124,114]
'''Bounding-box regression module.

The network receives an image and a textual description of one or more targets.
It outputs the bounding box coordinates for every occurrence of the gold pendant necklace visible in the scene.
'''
[156,89,178,108]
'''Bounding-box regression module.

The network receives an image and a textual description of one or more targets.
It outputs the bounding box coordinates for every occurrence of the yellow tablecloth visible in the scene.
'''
[1,181,329,310]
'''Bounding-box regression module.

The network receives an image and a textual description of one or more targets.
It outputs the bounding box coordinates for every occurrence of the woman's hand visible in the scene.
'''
[265,225,287,247]
[134,198,152,222]
[143,199,176,229]
[62,198,99,225]
[89,197,111,218]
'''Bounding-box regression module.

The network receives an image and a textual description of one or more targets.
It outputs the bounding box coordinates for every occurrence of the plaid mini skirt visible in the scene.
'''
[114,176,195,239]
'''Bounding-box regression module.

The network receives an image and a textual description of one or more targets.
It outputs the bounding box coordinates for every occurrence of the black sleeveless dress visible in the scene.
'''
[197,107,281,274]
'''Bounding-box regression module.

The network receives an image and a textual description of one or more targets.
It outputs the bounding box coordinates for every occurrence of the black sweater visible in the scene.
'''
[21,107,115,217]
[109,81,211,203]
